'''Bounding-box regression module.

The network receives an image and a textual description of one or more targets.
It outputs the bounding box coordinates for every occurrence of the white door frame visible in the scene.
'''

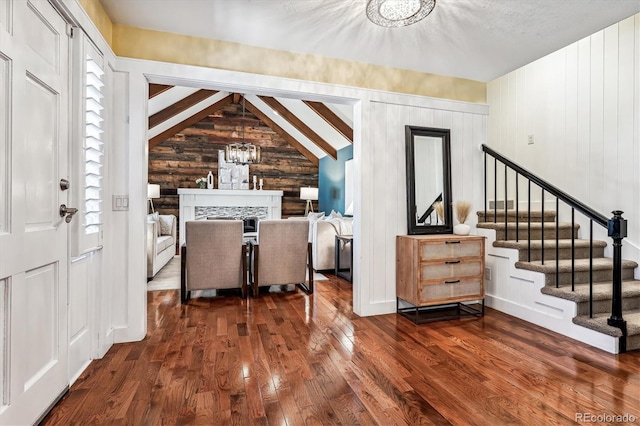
[114,59,363,341]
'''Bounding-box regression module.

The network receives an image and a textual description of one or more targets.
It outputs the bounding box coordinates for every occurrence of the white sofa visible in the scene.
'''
[147,213,177,278]
[291,212,353,271]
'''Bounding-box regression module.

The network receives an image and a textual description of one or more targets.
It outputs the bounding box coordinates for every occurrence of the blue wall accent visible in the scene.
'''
[318,145,352,215]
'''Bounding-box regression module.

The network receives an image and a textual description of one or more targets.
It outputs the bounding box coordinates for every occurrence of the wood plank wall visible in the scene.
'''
[148,103,318,220]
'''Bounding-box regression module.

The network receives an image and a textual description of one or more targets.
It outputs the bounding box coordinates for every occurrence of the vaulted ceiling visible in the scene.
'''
[147,84,354,164]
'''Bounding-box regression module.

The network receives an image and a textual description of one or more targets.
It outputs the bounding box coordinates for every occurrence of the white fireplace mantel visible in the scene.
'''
[177,189,283,245]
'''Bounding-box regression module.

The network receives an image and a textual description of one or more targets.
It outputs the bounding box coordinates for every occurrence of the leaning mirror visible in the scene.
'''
[405,126,452,234]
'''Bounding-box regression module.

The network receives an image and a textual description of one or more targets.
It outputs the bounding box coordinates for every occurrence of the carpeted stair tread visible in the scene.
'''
[572,311,640,339]
[477,222,578,230]
[494,239,607,250]
[515,258,638,273]
[541,280,640,302]
[479,221,579,242]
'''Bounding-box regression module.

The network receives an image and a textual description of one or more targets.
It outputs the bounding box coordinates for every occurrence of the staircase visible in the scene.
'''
[477,210,640,353]
[480,144,640,353]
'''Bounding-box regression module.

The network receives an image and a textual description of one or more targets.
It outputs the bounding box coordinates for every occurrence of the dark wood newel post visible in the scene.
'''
[607,210,627,353]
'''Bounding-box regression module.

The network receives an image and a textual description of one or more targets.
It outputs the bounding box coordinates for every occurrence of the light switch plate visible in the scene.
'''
[112,195,129,211]
[527,134,534,145]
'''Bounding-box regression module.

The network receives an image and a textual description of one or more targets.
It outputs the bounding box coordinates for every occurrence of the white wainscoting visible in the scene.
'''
[68,250,105,384]
[0,277,5,406]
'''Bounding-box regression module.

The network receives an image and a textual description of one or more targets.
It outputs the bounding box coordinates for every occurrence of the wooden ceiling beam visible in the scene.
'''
[258,96,338,160]
[148,89,218,129]
[232,92,241,104]
[148,94,233,149]
[303,100,353,143]
[243,97,319,167]
[148,83,172,99]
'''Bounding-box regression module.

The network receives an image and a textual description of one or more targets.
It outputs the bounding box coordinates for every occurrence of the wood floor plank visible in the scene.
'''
[243,375,266,420]
[263,400,287,425]
[41,274,640,425]
[274,386,305,425]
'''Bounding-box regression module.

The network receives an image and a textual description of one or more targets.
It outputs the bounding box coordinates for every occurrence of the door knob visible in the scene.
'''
[59,204,78,223]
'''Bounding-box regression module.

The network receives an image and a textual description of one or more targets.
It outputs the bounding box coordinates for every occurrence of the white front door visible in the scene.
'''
[0,0,71,423]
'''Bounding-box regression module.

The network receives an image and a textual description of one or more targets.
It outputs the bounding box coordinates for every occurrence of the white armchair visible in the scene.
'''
[288,214,353,271]
[147,213,177,278]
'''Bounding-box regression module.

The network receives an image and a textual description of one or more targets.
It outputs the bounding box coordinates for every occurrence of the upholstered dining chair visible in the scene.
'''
[180,220,247,303]
[249,220,313,297]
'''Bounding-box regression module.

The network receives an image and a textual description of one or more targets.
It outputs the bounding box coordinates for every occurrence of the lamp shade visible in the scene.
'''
[300,187,318,201]
[147,184,160,199]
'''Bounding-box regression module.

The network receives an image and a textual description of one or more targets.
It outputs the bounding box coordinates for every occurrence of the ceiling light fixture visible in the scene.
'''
[225,95,261,165]
[366,0,436,27]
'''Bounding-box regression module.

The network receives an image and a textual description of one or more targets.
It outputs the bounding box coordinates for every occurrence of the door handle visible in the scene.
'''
[59,204,78,223]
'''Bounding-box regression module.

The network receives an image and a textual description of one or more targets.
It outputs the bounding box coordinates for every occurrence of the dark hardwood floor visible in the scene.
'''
[42,275,640,425]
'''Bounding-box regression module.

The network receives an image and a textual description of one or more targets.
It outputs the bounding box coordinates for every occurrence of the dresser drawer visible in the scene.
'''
[419,278,482,304]
[420,259,482,281]
[419,239,482,260]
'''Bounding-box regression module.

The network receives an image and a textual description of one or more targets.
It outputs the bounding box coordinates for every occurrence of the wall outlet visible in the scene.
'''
[527,134,534,145]
[485,267,492,281]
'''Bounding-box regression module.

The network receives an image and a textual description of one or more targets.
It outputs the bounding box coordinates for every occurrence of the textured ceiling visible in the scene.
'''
[100,0,640,82]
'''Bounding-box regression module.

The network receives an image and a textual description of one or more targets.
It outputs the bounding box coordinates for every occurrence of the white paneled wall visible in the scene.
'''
[487,13,640,260]
[362,100,487,313]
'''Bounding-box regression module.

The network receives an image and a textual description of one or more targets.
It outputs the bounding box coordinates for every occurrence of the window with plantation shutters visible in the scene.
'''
[72,33,105,256]
[84,56,104,236]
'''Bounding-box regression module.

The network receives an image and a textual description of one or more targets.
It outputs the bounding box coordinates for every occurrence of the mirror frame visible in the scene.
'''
[405,125,453,235]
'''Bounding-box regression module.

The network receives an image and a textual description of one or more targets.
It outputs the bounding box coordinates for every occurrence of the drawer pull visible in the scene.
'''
[445,260,461,264]
[445,279,461,284]
[445,241,461,244]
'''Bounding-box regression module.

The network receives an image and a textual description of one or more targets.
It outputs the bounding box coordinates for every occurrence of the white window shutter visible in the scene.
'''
[72,33,105,256]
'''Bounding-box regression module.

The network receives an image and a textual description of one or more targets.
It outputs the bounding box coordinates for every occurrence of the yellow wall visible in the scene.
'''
[78,0,113,45]
[82,1,486,103]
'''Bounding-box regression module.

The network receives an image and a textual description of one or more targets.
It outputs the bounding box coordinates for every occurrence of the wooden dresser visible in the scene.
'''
[396,234,485,323]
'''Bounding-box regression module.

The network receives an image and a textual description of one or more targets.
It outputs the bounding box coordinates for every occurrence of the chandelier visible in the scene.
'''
[366,0,436,27]
[225,96,261,165]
